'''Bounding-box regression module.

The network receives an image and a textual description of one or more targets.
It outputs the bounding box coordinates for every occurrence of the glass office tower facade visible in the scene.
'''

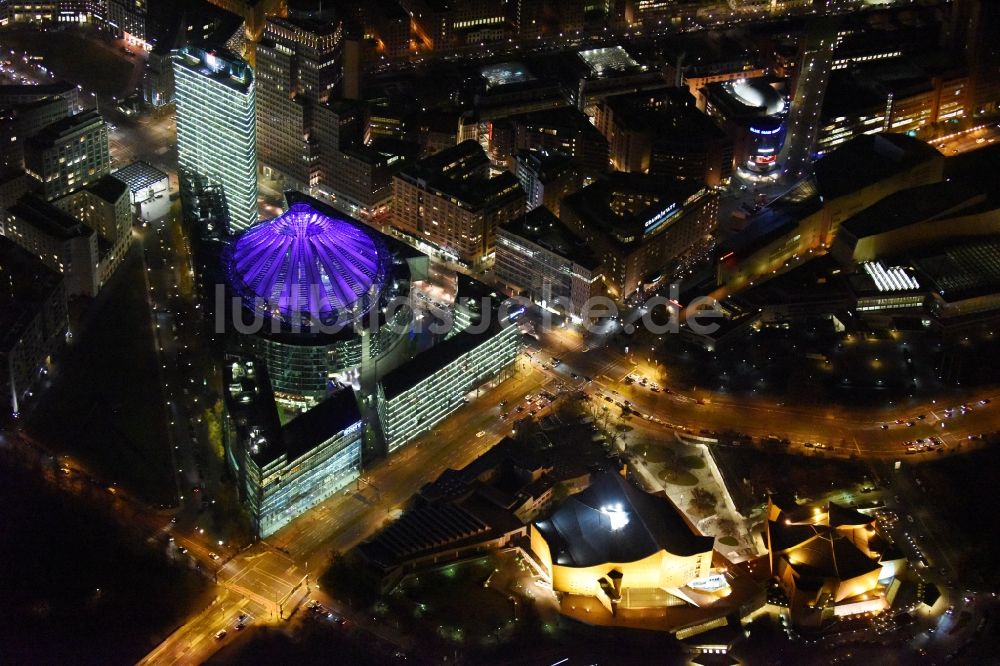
[174,45,258,233]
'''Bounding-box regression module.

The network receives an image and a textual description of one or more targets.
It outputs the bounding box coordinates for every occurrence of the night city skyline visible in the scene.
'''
[1,0,999,664]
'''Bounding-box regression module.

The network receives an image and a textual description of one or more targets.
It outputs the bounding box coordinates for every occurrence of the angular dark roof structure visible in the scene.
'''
[535,471,714,567]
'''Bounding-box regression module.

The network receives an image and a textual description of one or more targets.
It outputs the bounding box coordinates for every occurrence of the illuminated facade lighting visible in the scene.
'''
[174,45,258,233]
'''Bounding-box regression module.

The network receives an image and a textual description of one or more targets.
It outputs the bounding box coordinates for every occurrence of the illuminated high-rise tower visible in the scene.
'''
[174,45,258,233]
[781,16,839,179]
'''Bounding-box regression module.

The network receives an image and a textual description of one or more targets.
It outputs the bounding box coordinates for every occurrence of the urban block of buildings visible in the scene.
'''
[391,140,525,266]
[376,276,521,453]
[561,173,719,301]
[0,235,67,418]
[495,206,602,321]
[224,354,363,538]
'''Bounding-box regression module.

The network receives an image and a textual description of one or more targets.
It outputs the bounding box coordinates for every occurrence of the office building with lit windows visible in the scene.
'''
[561,174,719,301]
[22,109,110,201]
[391,140,525,266]
[594,87,733,186]
[174,45,258,234]
[407,0,515,52]
[495,207,602,320]
[490,107,610,183]
[2,193,99,296]
[816,63,969,156]
[223,354,363,538]
[256,11,344,189]
[376,282,521,453]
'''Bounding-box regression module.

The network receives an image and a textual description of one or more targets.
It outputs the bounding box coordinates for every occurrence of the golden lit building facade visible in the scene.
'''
[531,471,717,617]
[765,498,906,628]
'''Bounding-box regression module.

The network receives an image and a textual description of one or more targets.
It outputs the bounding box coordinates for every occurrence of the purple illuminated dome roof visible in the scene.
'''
[230,202,389,325]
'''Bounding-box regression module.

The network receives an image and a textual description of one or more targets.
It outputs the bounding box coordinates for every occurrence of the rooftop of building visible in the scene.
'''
[228,201,391,326]
[654,31,758,76]
[500,207,600,271]
[480,62,535,89]
[535,470,714,568]
[514,149,576,182]
[379,320,510,400]
[281,386,361,462]
[0,235,63,353]
[944,142,1000,193]
[398,140,523,210]
[603,87,729,139]
[26,109,103,148]
[766,498,889,585]
[0,81,77,101]
[113,160,169,193]
[359,429,617,573]
[839,180,988,240]
[562,172,706,249]
[221,354,283,466]
[7,194,92,240]
[507,106,604,135]
[913,237,1000,303]
[578,46,644,77]
[813,133,942,201]
[175,45,253,94]
[717,176,822,260]
[702,76,789,118]
[265,12,342,37]
[85,174,128,204]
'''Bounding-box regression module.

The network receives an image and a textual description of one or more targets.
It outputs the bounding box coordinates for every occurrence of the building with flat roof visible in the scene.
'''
[0,82,80,111]
[54,174,133,282]
[817,61,968,156]
[561,173,719,301]
[376,281,521,453]
[512,149,580,215]
[391,140,525,266]
[495,207,602,320]
[23,110,110,201]
[0,235,67,417]
[2,193,99,296]
[765,497,906,628]
[490,107,610,183]
[595,87,733,186]
[223,354,363,537]
[174,45,258,233]
[0,96,70,177]
[831,180,1000,267]
[406,0,516,52]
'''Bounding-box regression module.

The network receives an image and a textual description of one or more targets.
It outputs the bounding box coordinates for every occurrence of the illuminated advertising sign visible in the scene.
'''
[643,202,679,235]
[749,125,781,135]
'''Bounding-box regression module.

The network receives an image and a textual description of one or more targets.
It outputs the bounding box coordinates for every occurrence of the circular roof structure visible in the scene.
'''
[728,79,786,116]
[229,202,389,326]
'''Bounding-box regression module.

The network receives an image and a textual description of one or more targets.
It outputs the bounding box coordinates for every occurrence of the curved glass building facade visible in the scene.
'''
[227,200,414,410]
